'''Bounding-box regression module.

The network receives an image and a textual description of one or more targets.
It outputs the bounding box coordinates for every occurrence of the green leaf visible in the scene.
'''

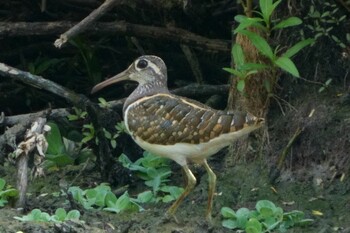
[234,16,265,33]
[66,210,81,220]
[46,122,65,155]
[232,43,245,67]
[273,17,302,30]
[222,219,239,229]
[105,192,118,207]
[246,218,263,233]
[55,208,66,221]
[221,207,236,219]
[283,39,314,58]
[0,178,5,190]
[237,80,245,92]
[274,57,300,77]
[256,200,276,212]
[115,192,131,211]
[259,0,273,21]
[240,30,274,60]
[236,207,251,228]
[223,68,244,78]
[137,190,154,203]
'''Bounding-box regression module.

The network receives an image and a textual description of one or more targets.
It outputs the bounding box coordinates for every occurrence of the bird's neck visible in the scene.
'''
[123,81,170,113]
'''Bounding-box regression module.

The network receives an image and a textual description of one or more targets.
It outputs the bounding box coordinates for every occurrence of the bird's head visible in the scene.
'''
[91,55,167,94]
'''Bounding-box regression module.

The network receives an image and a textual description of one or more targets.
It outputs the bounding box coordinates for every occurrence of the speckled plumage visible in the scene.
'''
[125,93,257,145]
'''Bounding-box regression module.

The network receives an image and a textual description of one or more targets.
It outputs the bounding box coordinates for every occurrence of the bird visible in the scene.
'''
[91,55,264,222]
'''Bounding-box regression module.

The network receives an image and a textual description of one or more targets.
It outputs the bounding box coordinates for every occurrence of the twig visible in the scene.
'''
[277,127,302,169]
[54,0,122,48]
[0,22,230,52]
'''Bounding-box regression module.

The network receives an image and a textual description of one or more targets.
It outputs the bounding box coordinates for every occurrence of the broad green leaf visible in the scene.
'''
[237,80,246,92]
[273,17,302,30]
[236,207,250,228]
[46,122,65,155]
[222,219,238,229]
[115,192,131,211]
[66,210,80,220]
[259,207,274,218]
[283,39,314,58]
[137,190,153,203]
[232,44,245,67]
[162,195,175,203]
[55,208,66,221]
[240,30,274,60]
[223,68,244,78]
[256,200,276,212]
[105,192,118,207]
[274,57,300,77]
[221,207,236,219]
[246,218,263,233]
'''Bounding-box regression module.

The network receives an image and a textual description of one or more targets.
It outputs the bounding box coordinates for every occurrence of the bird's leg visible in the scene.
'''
[203,159,217,222]
[166,164,196,218]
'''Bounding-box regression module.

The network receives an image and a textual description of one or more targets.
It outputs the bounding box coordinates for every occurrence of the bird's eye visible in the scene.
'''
[136,59,148,69]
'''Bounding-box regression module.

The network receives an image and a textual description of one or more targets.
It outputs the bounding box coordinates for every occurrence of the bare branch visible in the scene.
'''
[0,62,90,107]
[54,0,123,48]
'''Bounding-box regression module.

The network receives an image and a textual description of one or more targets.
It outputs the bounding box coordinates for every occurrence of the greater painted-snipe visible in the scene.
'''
[91,55,264,221]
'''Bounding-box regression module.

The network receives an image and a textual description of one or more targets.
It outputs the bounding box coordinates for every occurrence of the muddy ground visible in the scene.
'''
[0,89,350,233]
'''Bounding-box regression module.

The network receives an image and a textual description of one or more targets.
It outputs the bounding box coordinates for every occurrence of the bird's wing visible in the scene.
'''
[126,93,247,145]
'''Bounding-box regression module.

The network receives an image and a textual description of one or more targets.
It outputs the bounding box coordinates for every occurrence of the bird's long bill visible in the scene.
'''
[91,68,131,94]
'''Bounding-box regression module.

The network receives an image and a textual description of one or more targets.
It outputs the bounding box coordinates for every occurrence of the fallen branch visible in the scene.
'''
[0,22,230,52]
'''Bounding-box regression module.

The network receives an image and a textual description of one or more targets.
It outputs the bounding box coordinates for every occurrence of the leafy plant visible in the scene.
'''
[103,122,127,149]
[304,1,347,48]
[70,37,102,86]
[119,152,184,203]
[67,107,88,121]
[45,122,93,169]
[27,56,63,75]
[14,208,82,223]
[98,97,111,109]
[0,178,18,207]
[221,200,313,232]
[68,183,141,213]
[225,0,314,93]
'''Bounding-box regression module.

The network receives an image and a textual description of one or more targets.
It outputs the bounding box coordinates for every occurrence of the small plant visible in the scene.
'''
[67,107,88,121]
[119,152,184,203]
[14,208,82,223]
[0,178,18,207]
[225,0,314,93]
[45,122,93,169]
[68,183,141,213]
[98,97,111,109]
[27,56,63,75]
[221,200,313,232]
[103,122,127,149]
[304,0,347,48]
